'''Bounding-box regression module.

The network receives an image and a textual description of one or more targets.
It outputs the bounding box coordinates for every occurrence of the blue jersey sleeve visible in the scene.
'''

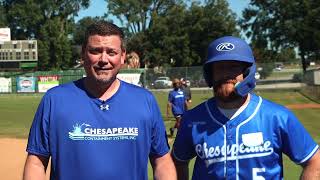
[26,93,51,157]
[281,110,319,164]
[149,94,170,157]
[172,115,196,161]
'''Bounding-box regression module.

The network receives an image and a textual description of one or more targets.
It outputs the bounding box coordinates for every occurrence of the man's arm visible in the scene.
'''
[167,102,172,118]
[184,100,189,110]
[150,153,177,180]
[300,149,320,180]
[23,154,49,180]
[171,153,189,180]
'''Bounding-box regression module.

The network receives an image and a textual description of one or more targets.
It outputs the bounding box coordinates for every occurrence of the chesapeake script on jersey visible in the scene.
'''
[195,141,274,166]
[68,123,139,141]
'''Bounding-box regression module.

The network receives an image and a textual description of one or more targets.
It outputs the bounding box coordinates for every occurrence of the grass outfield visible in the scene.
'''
[0,90,319,179]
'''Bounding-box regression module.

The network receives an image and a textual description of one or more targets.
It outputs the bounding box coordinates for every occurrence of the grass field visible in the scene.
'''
[0,89,319,179]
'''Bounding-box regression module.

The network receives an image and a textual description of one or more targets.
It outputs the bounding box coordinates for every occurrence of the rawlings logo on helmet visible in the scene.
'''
[216,42,235,51]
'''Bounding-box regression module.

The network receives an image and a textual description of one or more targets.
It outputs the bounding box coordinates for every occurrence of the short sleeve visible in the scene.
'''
[149,95,170,157]
[26,94,51,157]
[172,115,196,161]
[281,110,319,164]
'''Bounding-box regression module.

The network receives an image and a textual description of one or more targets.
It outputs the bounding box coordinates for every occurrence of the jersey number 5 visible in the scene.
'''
[252,168,265,180]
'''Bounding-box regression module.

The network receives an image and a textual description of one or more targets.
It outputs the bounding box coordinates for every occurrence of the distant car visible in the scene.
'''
[153,76,172,89]
[255,72,261,80]
[274,62,284,71]
[275,67,282,71]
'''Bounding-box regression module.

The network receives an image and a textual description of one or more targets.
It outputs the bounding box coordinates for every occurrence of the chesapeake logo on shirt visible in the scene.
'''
[68,123,139,141]
[175,91,184,98]
[195,132,274,167]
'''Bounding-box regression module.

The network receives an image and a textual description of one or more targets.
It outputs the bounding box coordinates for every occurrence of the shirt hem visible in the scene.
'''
[26,148,50,157]
[297,145,319,164]
[172,148,193,162]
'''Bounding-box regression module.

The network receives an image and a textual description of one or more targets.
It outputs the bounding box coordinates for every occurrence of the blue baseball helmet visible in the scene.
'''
[203,36,256,96]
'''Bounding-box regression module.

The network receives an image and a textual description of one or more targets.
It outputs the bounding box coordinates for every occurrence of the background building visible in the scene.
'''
[0,28,38,70]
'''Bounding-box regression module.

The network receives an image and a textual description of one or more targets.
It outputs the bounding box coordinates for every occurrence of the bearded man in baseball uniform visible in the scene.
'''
[172,36,320,180]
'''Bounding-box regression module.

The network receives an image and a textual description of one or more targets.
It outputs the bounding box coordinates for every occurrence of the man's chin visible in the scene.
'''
[89,74,114,85]
[96,77,114,84]
[216,94,241,103]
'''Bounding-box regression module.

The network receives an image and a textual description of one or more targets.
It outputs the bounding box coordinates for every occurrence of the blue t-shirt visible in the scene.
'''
[26,79,169,180]
[173,93,319,180]
[168,89,186,116]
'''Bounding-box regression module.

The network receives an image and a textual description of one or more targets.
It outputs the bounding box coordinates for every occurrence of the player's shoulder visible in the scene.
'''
[168,89,175,94]
[180,99,217,129]
[44,79,80,97]
[37,79,86,106]
[120,80,152,93]
[119,80,155,99]
[252,93,294,120]
[256,94,290,112]
[183,99,210,119]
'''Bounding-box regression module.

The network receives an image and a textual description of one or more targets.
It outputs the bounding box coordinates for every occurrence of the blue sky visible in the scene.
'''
[75,0,250,25]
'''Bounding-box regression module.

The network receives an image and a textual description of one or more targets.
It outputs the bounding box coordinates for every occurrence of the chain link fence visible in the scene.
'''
[0,62,319,101]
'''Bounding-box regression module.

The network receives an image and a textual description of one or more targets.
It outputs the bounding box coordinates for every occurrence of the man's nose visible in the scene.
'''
[100,51,109,63]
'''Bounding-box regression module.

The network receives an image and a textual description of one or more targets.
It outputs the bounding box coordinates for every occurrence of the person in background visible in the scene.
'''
[167,78,188,137]
[172,36,320,180]
[23,20,176,180]
[180,78,192,107]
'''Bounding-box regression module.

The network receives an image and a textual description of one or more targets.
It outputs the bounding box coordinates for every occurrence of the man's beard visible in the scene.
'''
[213,79,242,103]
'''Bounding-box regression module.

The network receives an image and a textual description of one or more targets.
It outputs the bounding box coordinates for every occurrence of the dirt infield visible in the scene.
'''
[0,138,50,180]
[0,138,28,180]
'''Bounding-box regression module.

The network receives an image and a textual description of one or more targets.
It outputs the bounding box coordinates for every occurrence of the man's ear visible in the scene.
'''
[121,50,126,65]
[81,45,86,62]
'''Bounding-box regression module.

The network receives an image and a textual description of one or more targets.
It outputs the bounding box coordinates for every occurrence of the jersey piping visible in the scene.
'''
[235,96,262,180]
[205,95,263,179]
[298,145,319,164]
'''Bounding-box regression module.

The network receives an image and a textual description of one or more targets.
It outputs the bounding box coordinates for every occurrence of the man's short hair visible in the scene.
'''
[82,21,125,50]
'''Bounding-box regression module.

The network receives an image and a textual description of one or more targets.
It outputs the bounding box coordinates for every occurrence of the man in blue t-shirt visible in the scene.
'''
[23,21,176,180]
[167,78,188,137]
[172,36,320,180]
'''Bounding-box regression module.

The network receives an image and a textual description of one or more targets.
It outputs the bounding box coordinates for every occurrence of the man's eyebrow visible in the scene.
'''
[87,46,102,49]
[88,46,118,50]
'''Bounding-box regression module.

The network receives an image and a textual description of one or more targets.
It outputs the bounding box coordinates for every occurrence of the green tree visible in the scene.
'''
[0,1,7,26]
[276,48,299,63]
[73,16,106,46]
[113,0,238,67]
[145,3,190,67]
[241,0,320,73]
[107,0,176,33]
[107,0,178,68]
[185,0,239,65]
[3,0,89,70]
[145,0,238,67]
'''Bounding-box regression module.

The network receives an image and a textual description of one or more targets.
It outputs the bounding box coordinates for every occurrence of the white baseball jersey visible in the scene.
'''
[173,93,319,180]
